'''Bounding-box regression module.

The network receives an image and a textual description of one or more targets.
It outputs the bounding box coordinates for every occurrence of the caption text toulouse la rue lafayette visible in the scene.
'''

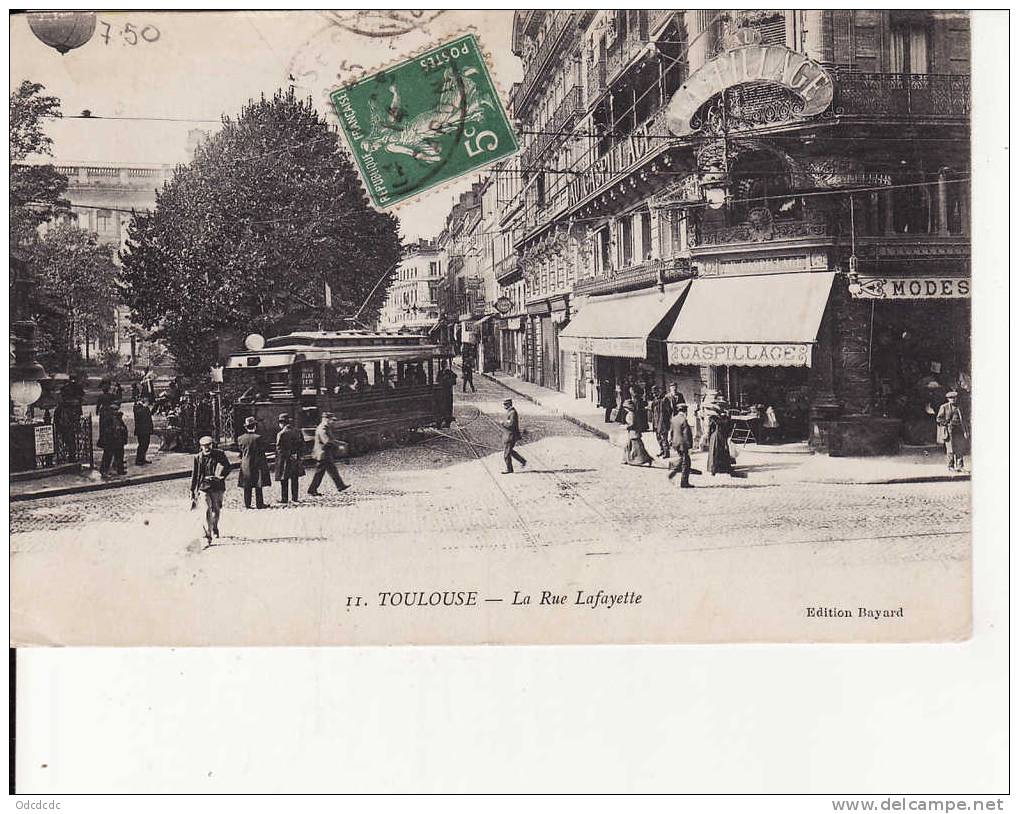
[345,590,643,610]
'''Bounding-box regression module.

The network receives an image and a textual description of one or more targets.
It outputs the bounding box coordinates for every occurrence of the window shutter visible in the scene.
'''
[853,10,881,73]
[758,15,787,46]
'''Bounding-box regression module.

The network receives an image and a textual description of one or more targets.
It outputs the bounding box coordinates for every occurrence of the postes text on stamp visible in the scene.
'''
[331,34,518,209]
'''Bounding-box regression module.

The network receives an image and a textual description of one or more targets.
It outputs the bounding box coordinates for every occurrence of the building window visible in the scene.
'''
[618,217,633,268]
[890,21,930,74]
[596,227,611,274]
[639,211,652,261]
[96,211,112,232]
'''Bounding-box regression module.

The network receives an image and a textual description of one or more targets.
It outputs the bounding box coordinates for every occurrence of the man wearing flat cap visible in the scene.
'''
[499,398,527,474]
[236,415,272,509]
[307,411,350,496]
[936,390,969,472]
[274,412,304,503]
[190,436,231,543]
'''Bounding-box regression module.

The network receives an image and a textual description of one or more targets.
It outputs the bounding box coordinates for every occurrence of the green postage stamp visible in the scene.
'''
[331,34,518,209]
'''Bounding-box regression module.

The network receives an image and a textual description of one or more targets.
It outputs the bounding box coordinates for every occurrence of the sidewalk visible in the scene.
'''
[478,369,971,487]
[9,442,216,502]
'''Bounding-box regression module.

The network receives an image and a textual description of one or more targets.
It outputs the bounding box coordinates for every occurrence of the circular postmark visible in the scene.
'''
[320,10,444,38]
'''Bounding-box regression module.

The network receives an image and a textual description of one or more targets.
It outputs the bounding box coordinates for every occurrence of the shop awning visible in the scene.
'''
[665,271,835,367]
[559,282,690,358]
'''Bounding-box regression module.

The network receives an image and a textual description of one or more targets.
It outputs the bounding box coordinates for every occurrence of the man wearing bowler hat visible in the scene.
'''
[307,412,350,496]
[499,398,527,474]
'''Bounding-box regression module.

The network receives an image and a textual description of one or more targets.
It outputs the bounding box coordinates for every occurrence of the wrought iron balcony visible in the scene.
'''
[495,254,522,284]
[647,9,675,34]
[832,72,970,121]
[513,11,576,117]
[573,256,693,297]
[519,87,584,172]
[605,21,649,82]
[567,105,672,208]
[689,211,835,249]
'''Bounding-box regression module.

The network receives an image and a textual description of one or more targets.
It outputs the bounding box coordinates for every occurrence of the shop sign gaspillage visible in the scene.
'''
[667,343,813,368]
[853,277,971,299]
[559,336,647,358]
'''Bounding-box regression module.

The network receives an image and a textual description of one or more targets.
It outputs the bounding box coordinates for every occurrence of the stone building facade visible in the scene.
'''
[512,9,970,454]
[46,160,175,367]
[378,239,445,333]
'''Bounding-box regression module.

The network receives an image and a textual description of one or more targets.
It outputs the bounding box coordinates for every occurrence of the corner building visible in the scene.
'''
[509,10,970,454]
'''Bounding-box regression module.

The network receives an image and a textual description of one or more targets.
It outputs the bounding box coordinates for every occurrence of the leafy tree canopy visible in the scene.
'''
[120,87,402,376]
[10,80,68,246]
[29,223,120,371]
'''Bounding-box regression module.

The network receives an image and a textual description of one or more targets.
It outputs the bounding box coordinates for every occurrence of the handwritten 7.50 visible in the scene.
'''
[99,20,160,46]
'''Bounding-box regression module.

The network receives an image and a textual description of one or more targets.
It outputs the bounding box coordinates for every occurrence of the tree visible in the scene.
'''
[120,87,402,376]
[10,80,68,247]
[29,224,120,372]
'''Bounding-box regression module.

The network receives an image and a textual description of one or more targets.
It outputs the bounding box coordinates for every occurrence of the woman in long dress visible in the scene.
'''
[705,413,733,475]
[622,400,654,467]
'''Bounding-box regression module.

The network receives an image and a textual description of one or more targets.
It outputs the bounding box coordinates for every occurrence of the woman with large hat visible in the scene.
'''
[622,399,654,467]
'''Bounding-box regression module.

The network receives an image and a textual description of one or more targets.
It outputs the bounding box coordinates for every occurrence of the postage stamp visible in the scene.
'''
[331,34,518,209]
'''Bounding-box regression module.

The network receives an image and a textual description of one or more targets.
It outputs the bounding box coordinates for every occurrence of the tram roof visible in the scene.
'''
[226,330,445,369]
[265,330,437,349]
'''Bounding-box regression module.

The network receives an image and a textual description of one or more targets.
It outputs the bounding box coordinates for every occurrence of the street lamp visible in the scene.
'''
[10,321,48,414]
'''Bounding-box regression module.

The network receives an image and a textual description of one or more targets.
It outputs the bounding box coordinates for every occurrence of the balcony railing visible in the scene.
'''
[521,87,579,174]
[689,212,835,249]
[833,72,970,121]
[495,254,522,284]
[568,105,672,208]
[514,11,575,116]
[605,21,648,82]
[647,9,675,34]
[574,256,693,297]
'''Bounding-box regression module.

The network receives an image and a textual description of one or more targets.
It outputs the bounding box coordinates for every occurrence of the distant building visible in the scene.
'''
[378,239,445,332]
[44,160,175,368]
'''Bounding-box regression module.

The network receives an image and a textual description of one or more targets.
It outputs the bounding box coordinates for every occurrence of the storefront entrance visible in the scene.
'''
[722,365,812,441]
[868,299,970,444]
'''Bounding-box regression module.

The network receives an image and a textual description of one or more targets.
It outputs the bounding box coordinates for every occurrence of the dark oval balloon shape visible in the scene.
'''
[27,11,97,55]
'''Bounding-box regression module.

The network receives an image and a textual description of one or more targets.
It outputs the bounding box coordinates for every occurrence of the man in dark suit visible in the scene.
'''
[274,413,304,503]
[133,397,154,465]
[96,380,115,416]
[98,403,129,476]
[499,398,527,474]
[236,415,272,508]
[461,355,476,393]
[307,412,350,495]
[662,382,685,421]
[436,364,456,427]
[667,404,695,488]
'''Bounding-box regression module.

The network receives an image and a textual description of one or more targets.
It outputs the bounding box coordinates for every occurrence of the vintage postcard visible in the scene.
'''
[9,10,974,646]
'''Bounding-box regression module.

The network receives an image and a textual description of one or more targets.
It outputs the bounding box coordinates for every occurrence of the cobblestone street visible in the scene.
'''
[11,373,971,646]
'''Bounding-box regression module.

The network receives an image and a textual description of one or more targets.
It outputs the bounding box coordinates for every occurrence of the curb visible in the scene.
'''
[10,467,193,502]
[476,372,971,488]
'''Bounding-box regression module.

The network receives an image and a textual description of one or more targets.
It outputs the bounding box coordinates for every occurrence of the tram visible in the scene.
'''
[224,330,454,454]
